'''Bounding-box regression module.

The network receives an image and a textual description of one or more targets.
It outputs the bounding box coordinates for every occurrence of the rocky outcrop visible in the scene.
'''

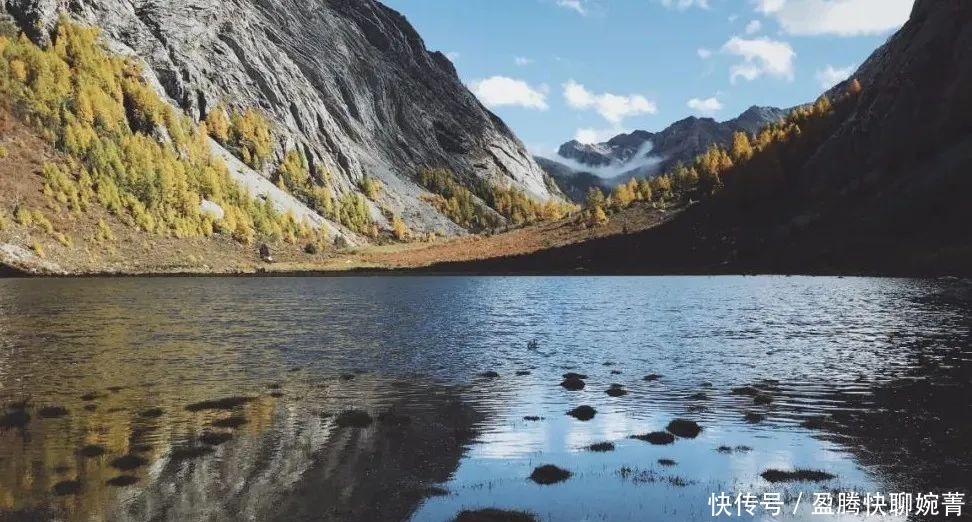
[3,0,558,235]
[542,106,787,197]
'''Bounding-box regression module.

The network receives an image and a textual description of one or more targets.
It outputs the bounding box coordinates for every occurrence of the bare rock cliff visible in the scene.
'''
[3,0,558,234]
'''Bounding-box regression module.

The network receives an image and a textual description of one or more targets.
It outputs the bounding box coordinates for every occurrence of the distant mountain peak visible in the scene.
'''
[544,105,788,199]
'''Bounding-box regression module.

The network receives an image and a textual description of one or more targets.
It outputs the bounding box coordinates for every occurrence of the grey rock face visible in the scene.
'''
[4,0,557,234]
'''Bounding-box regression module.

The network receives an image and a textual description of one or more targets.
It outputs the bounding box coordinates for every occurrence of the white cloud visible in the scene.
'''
[721,36,796,83]
[815,64,855,88]
[660,0,711,9]
[470,76,549,110]
[754,0,786,13]
[557,0,588,15]
[445,51,460,62]
[563,80,657,125]
[514,56,534,66]
[574,127,622,144]
[754,0,913,36]
[687,97,724,115]
[745,19,762,34]
[697,48,713,59]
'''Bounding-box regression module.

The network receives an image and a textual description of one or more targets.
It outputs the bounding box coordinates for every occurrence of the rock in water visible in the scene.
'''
[665,419,702,438]
[529,465,572,485]
[566,405,596,421]
[560,376,586,391]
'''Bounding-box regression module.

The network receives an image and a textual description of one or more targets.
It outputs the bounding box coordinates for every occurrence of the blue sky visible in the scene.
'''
[382,0,914,155]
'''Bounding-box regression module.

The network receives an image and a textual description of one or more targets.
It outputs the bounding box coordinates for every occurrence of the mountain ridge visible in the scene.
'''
[541,105,788,200]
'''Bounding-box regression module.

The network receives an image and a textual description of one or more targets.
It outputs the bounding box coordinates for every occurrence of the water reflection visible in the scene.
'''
[0,276,969,521]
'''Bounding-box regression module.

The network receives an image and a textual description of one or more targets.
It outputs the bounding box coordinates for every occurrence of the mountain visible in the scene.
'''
[3,0,558,236]
[429,0,972,276]
[542,106,788,200]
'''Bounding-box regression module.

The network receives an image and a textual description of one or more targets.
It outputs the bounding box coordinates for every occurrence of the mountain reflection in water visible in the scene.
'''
[0,276,969,521]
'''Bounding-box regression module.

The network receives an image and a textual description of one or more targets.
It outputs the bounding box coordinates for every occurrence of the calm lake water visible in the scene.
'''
[0,276,969,522]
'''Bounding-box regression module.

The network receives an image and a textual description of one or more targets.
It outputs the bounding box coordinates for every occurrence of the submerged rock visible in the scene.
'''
[110,454,148,471]
[753,393,774,405]
[643,374,662,382]
[743,412,765,423]
[139,408,164,418]
[185,396,255,412]
[666,419,702,438]
[560,376,586,391]
[38,406,69,418]
[631,432,675,445]
[199,432,233,445]
[334,409,373,428]
[760,469,835,483]
[800,416,833,429]
[587,441,615,452]
[52,480,82,496]
[529,464,572,485]
[515,370,531,376]
[523,416,543,421]
[171,446,215,461]
[106,475,139,487]
[79,444,107,458]
[566,405,596,421]
[211,415,248,429]
[479,371,500,379]
[0,410,30,429]
[605,384,628,397]
[657,458,677,466]
[732,386,760,396]
[454,509,538,522]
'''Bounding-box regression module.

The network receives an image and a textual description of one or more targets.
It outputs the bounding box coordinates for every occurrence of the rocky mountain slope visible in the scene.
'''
[432,0,972,276]
[3,0,558,236]
[543,106,787,200]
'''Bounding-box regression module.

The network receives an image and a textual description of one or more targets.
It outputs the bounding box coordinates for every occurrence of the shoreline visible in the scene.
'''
[1,260,966,280]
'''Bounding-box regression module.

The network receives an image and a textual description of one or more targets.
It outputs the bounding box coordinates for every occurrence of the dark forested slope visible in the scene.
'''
[429,0,972,276]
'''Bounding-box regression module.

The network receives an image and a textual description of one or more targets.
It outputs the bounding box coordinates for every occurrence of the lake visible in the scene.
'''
[0,276,969,521]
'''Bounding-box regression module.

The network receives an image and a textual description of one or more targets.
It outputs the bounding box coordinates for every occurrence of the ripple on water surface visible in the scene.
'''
[0,276,969,521]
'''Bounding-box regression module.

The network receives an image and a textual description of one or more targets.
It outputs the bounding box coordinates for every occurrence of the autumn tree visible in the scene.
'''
[730,132,754,162]
[204,105,231,144]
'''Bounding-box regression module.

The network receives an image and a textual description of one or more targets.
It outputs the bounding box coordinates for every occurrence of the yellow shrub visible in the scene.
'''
[229,108,272,169]
[391,214,409,241]
[359,175,381,199]
[30,241,45,258]
[14,206,32,227]
[204,105,230,144]
[95,219,114,242]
